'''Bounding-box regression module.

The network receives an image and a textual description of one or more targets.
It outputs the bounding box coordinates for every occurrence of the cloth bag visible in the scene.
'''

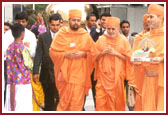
[127,85,136,108]
[22,48,45,110]
[22,48,33,71]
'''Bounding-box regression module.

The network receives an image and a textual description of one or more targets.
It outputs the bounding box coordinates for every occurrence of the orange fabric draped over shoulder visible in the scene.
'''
[132,30,148,111]
[139,27,164,111]
[49,27,98,110]
[50,26,98,95]
[95,33,138,111]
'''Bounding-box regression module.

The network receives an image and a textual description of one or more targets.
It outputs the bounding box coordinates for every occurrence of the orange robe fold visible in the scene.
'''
[132,30,147,111]
[140,27,164,111]
[95,34,138,111]
[49,27,98,111]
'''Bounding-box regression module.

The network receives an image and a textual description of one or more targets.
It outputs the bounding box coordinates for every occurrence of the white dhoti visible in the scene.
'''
[4,84,33,112]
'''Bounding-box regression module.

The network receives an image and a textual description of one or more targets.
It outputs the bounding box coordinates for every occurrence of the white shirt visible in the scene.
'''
[86,26,91,33]
[50,30,57,39]
[96,27,105,33]
[3,28,37,59]
[126,35,130,41]
[121,33,130,41]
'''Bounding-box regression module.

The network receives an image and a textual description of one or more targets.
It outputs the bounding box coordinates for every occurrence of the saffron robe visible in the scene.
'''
[132,30,147,111]
[49,27,98,111]
[95,34,138,111]
[141,27,164,111]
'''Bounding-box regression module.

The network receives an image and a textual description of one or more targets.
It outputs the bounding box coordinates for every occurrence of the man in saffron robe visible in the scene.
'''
[138,4,164,111]
[132,13,150,111]
[49,9,98,111]
[95,17,138,111]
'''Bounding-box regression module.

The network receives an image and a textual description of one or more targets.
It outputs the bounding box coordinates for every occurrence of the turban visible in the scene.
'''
[143,14,148,23]
[69,9,82,19]
[148,4,164,17]
[106,17,120,29]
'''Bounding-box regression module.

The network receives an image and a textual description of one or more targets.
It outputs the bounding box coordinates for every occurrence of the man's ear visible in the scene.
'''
[21,31,25,38]
[158,15,164,25]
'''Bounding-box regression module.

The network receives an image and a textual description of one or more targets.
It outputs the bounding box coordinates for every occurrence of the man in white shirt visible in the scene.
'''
[120,20,134,49]
[85,13,97,33]
[3,11,36,111]
[3,11,37,58]
[3,11,37,111]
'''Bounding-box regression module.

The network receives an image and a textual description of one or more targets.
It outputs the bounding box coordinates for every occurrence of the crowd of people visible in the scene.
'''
[3,4,164,111]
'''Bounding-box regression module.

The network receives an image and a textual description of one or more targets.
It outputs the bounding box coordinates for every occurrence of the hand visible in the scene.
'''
[33,74,39,83]
[39,16,44,24]
[75,51,87,58]
[103,45,118,56]
[150,57,163,64]
[65,51,87,59]
[24,42,30,48]
[101,46,111,55]
[96,19,101,30]
[145,69,158,77]
[39,103,45,108]
[64,52,77,59]
[108,47,119,56]
[132,61,142,66]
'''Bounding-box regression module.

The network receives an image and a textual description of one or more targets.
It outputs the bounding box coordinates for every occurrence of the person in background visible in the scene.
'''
[3,22,12,106]
[4,22,12,33]
[85,13,97,33]
[120,20,130,39]
[90,13,111,42]
[4,11,37,58]
[120,20,135,49]
[132,14,150,111]
[133,14,150,46]
[30,13,47,41]
[33,13,63,111]
[120,19,134,111]
[59,16,63,27]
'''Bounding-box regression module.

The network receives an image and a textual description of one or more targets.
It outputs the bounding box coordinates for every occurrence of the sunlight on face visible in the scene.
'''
[106,26,119,38]
[69,17,81,31]
[147,13,161,29]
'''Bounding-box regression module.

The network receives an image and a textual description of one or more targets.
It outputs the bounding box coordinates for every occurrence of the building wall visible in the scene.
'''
[4,4,13,23]
[127,7,147,34]
[111,6,148,34]
[98,4,148,34]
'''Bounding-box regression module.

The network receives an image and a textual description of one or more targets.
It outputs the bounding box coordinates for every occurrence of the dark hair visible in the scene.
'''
[15,11,28,21]
[100,13,111,19]
[49,13,63,23]
[131,32,138,37]
[120,20,130,28]
[4,22,12,29]
[86,13,97,21]
[11,23,25,39]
